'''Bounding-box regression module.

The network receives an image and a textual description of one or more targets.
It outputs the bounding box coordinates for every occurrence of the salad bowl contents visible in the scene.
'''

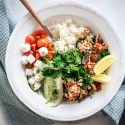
[6,1,125,121]
[21,19,115,106]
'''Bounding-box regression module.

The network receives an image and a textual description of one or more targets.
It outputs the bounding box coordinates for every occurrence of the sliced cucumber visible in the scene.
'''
[37,86,44,96]
[50,77,63,107]
[29,84,38,92]
[44,77,54,102]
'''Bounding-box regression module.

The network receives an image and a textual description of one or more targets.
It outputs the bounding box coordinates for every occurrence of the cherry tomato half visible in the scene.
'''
[31,44,37,52]
[24,51,35,56]
[46,50,54,60]
[37,38,48,48]
[35,52,41,60]
[25,35,36,45]
[32,29,48,39]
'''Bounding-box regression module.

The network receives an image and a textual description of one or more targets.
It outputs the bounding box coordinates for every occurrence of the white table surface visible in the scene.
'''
[2,0,125,125]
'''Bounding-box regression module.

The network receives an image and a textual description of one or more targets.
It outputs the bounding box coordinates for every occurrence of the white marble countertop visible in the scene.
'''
[2,0,125,124]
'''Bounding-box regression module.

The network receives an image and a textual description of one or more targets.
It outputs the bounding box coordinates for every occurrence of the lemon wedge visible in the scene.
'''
[92,74,111,84]
[93,55,115,75]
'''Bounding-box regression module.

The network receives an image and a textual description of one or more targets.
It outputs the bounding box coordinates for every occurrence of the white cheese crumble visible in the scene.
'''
[21,55,28,65]
[39,47,48,56]
[25,69,33,76]
[34,82,41,90]
[34,60,43,68]
[50,19,85,51]
[28,77,35,85]
[21,44,30,53]
[27,54,36,64]
[35,73,43,82]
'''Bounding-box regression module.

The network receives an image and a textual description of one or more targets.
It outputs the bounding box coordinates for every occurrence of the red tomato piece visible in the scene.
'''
[25,35,36,45]
[24,51,34,56]
[92,43,101,53]
[37,38,48,48]
[31,44,37,52]
[46,51,53,60]
[35,52,41,60]
[32,29,48,38]
[47,44,54,51]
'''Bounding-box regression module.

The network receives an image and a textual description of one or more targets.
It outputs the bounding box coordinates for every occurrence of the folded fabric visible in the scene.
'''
[0,0,125,125]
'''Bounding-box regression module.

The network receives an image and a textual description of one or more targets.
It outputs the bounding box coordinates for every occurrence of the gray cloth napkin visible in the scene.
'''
[0,0,125,125]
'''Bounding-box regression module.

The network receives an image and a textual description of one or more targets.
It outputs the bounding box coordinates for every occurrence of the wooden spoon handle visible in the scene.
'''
[20,0,45,27]
[20,0,57,41]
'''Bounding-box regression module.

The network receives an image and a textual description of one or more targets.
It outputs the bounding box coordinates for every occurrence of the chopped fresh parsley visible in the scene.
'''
[89,90,94,98]
[76,37,85,47]
[63,65,86,81]
[62,50,82,65]
[83,49,91,55]
[41,50,93,84]
[53,52,66,68]
[42,67,61,78]
[81,76,93,89]
[97,49,110,61]
[91,34,96,41]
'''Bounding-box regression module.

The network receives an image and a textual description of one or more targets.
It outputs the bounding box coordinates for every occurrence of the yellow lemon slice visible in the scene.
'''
[93,55,115,75]
[92,74,111,84]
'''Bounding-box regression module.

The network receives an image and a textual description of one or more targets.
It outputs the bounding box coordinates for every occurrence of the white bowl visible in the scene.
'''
[5,0,125,121]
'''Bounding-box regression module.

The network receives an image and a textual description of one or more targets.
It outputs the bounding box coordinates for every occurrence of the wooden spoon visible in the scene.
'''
[20,0,57,41]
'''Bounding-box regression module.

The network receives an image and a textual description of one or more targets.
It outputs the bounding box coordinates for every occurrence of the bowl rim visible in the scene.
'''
[5,0,125,121]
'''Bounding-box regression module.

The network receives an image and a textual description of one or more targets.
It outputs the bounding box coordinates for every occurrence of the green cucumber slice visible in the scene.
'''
[29,84,38,92]
[50,77,63,107]
[44,77,54,102]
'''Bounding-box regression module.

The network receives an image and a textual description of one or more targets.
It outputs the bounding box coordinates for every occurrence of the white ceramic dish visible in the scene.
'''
[5,0,125,121]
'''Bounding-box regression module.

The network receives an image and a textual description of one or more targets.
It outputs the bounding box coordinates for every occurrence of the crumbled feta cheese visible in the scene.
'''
[64,46,68,51]
[39,47,48,56]
[25,69,33,76]
[78,27,84,32]
[35,73,43,82]
[27,54,35,64]
[56,24,62,29]
[58,45,65,51]
[64,36,76,45]
[69,26,78,33]
[60,29,69,38]
[34,82,41,90]
[55,40,66,51]
[62,23,67,27]
[21,44,30,53]
[28,77,35,85]
[55,40,66,46]
[49,19,85,51]
[34,60,43,68]
[71,36,77,44]
[63,36,70,43]
[68,45,75,50]
[21,55,28,65]
[65,19,72,24]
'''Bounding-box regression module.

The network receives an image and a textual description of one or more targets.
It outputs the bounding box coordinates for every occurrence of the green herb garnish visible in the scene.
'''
[42,67,61,78]
[97,49,110,61]
[89,90,95,98]
[76,37,85,47]
[81,76,93,89]
[91,34,96,41]
[63,50,82,65]
[41,50,93,85]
